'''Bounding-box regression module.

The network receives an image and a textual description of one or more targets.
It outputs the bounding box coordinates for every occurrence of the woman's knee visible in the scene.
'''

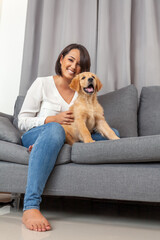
[44,122,65,144]
[112,128,120,138]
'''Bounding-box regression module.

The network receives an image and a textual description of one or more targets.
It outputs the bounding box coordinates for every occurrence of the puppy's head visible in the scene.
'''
[69,72,102,95]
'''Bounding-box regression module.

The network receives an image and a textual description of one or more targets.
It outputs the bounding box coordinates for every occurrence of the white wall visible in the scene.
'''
[0,0,28,114]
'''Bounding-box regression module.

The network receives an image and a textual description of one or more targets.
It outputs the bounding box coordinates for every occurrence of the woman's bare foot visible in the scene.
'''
[28,145,34,152]
[22,209,51,232]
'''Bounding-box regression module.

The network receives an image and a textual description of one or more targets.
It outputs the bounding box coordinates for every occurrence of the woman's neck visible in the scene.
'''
[53,75,73,90]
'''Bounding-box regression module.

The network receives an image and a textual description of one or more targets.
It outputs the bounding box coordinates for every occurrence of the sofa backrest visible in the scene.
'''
[138,86,160,136]
[13,85,138,138]
[13,96,25,129]
[98,85,138,138]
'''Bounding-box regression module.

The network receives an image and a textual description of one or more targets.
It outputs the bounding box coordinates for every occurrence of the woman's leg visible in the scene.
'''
[22,122,65,231]
[91,128,120,141]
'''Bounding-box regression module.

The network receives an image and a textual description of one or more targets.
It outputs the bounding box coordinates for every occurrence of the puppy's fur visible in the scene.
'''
[62,72,119,145]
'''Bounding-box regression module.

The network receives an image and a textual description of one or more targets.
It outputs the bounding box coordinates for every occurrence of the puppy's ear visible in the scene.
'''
[96,77,103,92]
[69,75,80,92]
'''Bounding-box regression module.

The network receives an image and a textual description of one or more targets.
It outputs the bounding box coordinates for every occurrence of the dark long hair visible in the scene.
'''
[55,43,91,75]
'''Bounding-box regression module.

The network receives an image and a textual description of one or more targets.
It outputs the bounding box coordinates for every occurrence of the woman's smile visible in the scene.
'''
[67,68,75,75]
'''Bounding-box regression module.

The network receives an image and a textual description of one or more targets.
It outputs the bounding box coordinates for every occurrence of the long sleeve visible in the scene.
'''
[18,78,46,132]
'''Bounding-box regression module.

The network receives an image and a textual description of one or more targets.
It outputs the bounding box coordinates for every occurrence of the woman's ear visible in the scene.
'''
[96,77,103,92]
[69,75,80,92]
[60,54,63,65]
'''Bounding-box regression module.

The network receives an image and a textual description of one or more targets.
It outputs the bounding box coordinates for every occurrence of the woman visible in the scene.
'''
[18,43,119,232]
[18,43,91,232]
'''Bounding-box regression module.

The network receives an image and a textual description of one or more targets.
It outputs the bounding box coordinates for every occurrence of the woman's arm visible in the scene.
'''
[18,78,45,131]
[45,111,74,125]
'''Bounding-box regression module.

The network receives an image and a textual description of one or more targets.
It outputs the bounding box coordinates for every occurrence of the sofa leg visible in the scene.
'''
[11,193,21,211]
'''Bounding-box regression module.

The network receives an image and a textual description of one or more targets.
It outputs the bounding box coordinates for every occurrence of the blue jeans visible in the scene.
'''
[22,122,65,211]
[22,123,120,211]
[91,128,120,141]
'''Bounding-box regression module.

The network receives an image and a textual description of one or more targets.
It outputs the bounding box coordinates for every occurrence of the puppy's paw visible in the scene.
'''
[85,139,95,143]
[113,136,120,140]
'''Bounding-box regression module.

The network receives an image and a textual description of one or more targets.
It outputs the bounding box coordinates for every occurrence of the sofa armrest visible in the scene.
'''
[0,116,22,144]
[0,112,14,123]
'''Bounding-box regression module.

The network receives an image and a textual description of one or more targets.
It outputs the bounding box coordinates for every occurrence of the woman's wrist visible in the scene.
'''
[45,115,56,124]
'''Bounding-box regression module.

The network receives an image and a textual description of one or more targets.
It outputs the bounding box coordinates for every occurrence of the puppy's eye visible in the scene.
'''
[92,75,95,79]
[82,76,86,80]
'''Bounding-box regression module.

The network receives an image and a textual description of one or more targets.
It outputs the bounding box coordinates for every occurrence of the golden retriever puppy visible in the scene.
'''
[62,72,120,145]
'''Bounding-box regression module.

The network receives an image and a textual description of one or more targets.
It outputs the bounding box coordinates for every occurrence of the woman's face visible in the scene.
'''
[60,49,81,82]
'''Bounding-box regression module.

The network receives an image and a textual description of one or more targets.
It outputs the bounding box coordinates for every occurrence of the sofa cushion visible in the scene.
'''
[0,140,71,166]
[71,135,160,164]
[0,116,22,144]
[98,85,138,138]
[138,86,160,136]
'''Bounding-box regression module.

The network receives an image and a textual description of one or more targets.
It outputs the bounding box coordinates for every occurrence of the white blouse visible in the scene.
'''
[18,76,78,132]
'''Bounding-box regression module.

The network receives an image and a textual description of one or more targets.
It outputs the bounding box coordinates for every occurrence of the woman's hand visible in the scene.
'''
[45,111,74,125]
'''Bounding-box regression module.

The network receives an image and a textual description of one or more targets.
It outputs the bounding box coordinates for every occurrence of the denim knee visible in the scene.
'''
[112,128,120,138]
[44,122,65,145]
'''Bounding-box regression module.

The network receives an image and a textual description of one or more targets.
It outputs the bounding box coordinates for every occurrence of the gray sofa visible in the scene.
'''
[1,84,160,205]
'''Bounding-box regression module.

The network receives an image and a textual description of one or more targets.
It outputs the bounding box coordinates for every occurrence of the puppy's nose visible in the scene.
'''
[88,78,93,83]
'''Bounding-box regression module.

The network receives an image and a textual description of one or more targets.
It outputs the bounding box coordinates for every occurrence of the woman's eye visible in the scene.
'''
[69,58,73,62]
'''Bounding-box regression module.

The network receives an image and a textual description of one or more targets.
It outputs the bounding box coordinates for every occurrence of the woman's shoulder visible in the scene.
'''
[35,76,53,84]
[30,76,53,89]
[26,76,53,96]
